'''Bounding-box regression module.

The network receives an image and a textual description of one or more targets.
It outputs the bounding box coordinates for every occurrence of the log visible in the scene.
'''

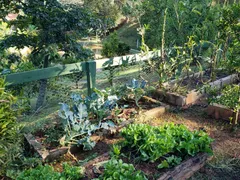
[157,153,209,180]
[24,134,49,160]
[140,96,162,105]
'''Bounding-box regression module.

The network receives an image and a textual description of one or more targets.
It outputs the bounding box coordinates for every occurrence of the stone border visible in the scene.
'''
[154,73,239,106]
[207,103,240,123]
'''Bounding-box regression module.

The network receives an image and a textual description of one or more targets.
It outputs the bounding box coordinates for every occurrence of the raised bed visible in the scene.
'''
[154,72,239,106]
[24,106,168,162]
[83,152,209,180]
[207,103,240,123]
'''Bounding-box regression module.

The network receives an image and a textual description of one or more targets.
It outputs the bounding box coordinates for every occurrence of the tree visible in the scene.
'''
[137,0,217,49]
[83,0,121,36]
[0,0,99,110]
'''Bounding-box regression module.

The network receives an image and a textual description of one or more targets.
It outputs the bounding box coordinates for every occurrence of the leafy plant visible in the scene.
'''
[0,78,20,175]
[96,158,147,180]
[59,92,116,150]
[110,144,122,159]
[139,0,217,49]
[125,79,147,107]
[158,155,182,169]
[208,84,240,124]
[218,4,240,73]
[121,123,213,163]
[17,163,84,180]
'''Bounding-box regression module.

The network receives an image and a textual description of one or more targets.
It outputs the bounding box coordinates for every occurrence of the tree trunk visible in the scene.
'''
[35,79,48,111]
[35,56,49,111]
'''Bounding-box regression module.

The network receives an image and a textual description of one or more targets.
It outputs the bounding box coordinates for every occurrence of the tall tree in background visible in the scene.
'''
[138,0,218,48]
[84,0,121,36]
[0,0,100,110]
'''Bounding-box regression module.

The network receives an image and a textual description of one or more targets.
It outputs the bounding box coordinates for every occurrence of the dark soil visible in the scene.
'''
[168,69,231,95]
[45,98,240,180]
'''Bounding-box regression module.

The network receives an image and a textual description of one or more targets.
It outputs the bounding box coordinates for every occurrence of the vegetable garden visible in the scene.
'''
[0,0,240,180]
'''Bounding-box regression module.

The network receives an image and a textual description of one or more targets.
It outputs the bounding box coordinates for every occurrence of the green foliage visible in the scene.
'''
[84,0,122,35]
[0,0,98,108]
[102,32,130,58]
[218,4,240,72]
[17,163,84,180]
[209,84,240,112]
[157,155,182,169]
[121,123,213,163]
[0,78,19,174]
[96,159,147,180]
[110,144,122,159]
[61,163,84,180]
[139,0,218,48]
[58,92,116,150]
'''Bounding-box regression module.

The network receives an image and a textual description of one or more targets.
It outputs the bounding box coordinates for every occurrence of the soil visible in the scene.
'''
[167,69,231,95]
[33,97,240,180]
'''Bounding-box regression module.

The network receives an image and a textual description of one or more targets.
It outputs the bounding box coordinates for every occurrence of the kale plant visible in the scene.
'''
[59,91,116,150]
[119,79,147,107]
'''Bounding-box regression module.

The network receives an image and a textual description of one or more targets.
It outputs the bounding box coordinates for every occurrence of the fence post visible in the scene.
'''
[86,61,96,96]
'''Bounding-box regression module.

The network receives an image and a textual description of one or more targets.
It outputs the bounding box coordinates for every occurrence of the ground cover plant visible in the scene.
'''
[95,158,147,180]
[17,163,84,180]
[120,123,213,165]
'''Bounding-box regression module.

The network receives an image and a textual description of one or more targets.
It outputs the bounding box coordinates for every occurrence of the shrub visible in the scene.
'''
[101,32,130,58]
[0,78,18,175]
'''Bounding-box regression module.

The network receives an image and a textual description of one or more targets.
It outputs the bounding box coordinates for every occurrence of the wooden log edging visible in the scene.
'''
[24,119,134,162]
[157,153,209,180]
[24,133,69,162]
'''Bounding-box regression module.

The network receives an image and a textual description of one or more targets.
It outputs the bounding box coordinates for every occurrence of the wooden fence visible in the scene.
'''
[4,51,160,95]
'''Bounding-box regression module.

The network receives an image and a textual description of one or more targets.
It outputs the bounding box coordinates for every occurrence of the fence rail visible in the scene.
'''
[3,51,160,95]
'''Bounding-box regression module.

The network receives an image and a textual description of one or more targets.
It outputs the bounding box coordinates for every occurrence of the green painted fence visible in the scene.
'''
[4,51,160,95]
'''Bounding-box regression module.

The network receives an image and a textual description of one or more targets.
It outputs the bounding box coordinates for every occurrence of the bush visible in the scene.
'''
[0,78,18,175]
[101,32,130,58]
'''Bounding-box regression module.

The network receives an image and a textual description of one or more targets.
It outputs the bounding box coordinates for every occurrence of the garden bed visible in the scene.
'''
[83,152,209,180]
[154,71,239,106]
[24,105,168,162]
[207,103,240,123]
[80,123,212,179]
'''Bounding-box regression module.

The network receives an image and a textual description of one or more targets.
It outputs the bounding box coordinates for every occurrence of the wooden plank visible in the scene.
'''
[24,134,49,161]
[5,62,86,85]
[95,51,160,69]
[86,61,96,96]
[4,51,160,86]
